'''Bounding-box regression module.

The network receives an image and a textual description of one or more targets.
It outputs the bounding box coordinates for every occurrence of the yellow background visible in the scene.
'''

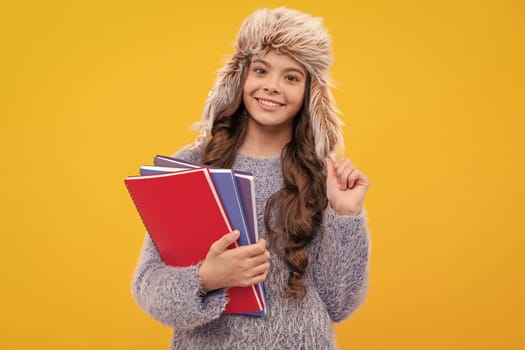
[1,0,523,349]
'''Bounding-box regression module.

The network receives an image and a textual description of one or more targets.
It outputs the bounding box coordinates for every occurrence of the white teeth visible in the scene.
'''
[258,99,281,108]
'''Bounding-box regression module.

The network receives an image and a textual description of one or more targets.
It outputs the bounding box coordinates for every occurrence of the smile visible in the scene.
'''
[255,98,284,108]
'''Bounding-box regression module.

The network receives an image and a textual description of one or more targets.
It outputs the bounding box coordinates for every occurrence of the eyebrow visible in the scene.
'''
[252,58,306,78]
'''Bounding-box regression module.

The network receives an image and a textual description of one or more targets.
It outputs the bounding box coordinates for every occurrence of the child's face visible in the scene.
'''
[242,50,307,133]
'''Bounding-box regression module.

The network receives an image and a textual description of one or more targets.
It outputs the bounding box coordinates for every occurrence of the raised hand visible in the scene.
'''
[198,230,271,291]
[325,156,370,216]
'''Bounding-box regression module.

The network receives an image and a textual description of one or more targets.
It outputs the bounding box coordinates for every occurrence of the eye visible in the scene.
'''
[285,74,300,82]
[253,67,266,75]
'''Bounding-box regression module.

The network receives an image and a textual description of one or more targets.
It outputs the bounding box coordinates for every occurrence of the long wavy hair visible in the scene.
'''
[195,7,343,301]
[200,75,327,301]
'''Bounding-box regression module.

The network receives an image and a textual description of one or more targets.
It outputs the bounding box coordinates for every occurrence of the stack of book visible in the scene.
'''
[124,155,267,316]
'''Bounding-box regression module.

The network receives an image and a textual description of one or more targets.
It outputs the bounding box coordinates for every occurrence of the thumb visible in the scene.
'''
[210,230,240,254]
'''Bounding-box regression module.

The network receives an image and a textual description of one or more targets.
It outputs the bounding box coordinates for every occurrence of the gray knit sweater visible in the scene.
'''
[131,145,370,349]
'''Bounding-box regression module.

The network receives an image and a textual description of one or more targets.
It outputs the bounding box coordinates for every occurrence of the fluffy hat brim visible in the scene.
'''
[194,7,344,159]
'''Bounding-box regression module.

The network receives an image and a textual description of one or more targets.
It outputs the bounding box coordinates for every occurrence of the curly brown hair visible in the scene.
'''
[200,86,327,301]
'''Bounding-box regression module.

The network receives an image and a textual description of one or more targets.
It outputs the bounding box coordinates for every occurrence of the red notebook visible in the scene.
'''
[124,167,263,314]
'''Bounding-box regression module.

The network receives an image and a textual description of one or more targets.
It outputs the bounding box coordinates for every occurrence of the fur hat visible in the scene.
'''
[194,7,344,159]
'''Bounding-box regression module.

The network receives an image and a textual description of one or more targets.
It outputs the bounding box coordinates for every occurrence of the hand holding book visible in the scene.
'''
[199,230,270,291]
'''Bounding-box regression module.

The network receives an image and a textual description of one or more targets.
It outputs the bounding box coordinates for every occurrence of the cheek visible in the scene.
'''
[242,81,252,103]
[243,76,258,94]
[291,88,306,107]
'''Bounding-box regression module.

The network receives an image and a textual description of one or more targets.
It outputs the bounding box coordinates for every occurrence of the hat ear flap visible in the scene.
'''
[308,78,344,159]
[195,57,247,142]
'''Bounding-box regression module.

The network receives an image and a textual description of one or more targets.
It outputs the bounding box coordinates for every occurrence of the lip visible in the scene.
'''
[254,97,285,111]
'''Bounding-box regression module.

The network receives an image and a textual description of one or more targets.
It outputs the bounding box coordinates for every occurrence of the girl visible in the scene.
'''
[132,7,370,349]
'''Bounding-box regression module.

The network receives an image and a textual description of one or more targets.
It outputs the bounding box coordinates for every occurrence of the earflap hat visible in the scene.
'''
[194,7,344,159]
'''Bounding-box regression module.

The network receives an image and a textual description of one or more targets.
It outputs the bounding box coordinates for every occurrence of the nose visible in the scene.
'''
[263,76,280,94]
[263,86,279,94]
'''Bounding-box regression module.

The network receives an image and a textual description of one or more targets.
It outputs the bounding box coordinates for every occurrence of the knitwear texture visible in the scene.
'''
[131,145,370,349]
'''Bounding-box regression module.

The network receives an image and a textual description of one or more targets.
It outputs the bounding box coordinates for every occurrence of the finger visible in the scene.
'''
[210,230,240,254]
[347,169,366,189]
[357,170,371,188]
[256,238,267,249]
[255,265,270,282]
[347,175,356,189]
[334,157,352,176]
[232,240,267,258]
[339,164,356,190]
[240,264,270,287]
[333,161,354,190]
[334,157,353,173]
[248,249,270,266]
[325,157,336,181]
[251,262,270,278]
[248,239,268,256]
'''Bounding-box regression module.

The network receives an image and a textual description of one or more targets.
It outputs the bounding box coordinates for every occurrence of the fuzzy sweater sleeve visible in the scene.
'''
[131,235,228,329]
[130,142,229,329]
[313,206,370,322]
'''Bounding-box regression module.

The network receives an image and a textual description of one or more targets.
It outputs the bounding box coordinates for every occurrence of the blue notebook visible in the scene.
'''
[153,156,259,244]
